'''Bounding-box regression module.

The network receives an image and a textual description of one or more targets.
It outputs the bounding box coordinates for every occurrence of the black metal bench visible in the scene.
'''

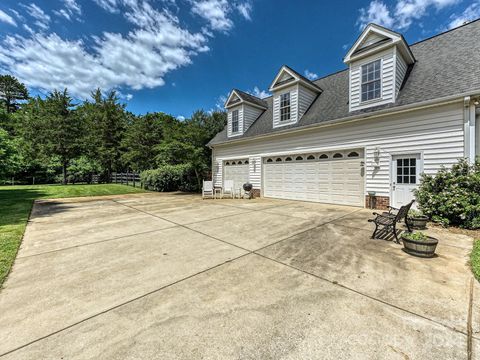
[368,200,414,243]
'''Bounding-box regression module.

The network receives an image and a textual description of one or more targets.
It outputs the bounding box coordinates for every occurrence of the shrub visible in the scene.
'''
[414,159,480,229]
[141,164,193,192]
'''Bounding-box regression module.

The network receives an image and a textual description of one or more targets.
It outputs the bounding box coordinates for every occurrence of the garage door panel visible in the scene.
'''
[263,151,364,207]
[224,163,249,190]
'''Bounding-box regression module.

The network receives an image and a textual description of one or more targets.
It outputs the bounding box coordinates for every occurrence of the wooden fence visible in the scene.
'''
[111,172,142,187]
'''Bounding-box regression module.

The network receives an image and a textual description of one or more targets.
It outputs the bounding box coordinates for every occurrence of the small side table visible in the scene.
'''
[234,188,243,199]
[214,187,222,199]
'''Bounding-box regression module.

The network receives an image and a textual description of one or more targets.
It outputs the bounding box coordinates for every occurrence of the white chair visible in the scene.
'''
[222,180,234,199]
[202,180,214,199]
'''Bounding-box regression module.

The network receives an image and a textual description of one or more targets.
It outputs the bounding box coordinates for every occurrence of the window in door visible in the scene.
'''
[396,158,417,184]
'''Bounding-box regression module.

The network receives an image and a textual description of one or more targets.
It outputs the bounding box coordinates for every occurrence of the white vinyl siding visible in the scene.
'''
[243,105,263,132]
[395,50,408,96]
[213,103,464,199]
[227,105,243,137]
[272,85,298,128]
[349,48,395,111]
[298,85,317,119]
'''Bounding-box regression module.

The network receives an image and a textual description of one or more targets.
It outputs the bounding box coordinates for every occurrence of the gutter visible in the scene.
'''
[210,89,480,148]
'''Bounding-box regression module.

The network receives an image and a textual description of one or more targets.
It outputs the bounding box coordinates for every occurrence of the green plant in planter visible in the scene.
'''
[408,209,426,218]
[402,231,429,242]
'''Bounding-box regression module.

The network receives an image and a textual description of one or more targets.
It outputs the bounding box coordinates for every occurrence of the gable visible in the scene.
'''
[358,32,389,50]
[344,24,413,64]
[270,67,299,91]
[225,91,242,108]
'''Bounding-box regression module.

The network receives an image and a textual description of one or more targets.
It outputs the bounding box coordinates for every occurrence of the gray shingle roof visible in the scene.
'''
[209,20,480,146]
[232,89,268,108]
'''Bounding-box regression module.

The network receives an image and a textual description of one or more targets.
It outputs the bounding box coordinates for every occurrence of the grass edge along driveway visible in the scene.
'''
[472,239,480,282]
[0,184,146,288]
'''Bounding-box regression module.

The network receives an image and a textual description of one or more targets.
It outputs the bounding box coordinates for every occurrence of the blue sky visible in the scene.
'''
[0,0,479,118]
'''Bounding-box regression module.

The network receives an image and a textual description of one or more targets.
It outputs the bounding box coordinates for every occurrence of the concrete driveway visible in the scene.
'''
[0,193,478,359]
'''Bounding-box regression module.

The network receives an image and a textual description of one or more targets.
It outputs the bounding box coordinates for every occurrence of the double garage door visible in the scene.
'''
[263,150,364,207]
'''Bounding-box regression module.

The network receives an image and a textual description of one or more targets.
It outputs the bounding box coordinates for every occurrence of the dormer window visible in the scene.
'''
[232,109,239,133]
[344,24,415,112]
[280,92,291,121]
[361,59,381,102]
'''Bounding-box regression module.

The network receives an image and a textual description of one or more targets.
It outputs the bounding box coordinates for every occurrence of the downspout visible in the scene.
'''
[464,96,473,164]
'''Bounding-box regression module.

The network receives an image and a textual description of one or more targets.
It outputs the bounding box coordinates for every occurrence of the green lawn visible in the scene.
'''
[0,184,146,287]
[472,240,480,282]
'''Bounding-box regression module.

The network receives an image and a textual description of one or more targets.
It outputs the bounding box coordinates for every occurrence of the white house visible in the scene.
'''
[208,22,480,209]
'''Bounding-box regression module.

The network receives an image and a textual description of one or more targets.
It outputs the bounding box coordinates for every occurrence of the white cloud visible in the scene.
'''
[1,0,253,100]
[54,0,82,21]
[0,9,17,26]
[304,69,318,81]
[21,3,51,31]
[249,86,270,99]
[357,0,459,30]
[176,115,185,120]
[236,2,252,20]
[93,0,120,13]
[0,5,209,99]
[191,0,233,32]
[215,94,228,110]
[357,0,394,29]
[448,1,480,29]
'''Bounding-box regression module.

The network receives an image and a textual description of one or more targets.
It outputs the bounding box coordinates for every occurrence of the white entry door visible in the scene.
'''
[391,154,421,208]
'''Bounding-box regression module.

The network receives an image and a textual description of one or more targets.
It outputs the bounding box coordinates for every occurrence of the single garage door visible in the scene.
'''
[263,150,364,206]
[224,159,249,189]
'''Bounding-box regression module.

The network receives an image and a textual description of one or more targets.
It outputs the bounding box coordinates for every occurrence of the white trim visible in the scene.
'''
[344,24,414,64]
[269,66,298,91]
[225,89,267,110]
[269,66,321,93]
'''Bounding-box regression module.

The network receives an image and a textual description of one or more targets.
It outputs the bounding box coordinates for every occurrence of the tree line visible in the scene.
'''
[0,75,226,190]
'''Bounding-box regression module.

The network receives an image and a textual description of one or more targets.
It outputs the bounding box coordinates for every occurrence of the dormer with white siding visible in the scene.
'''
[224,89,267,138]
[344,24,415,112]
[269,66,322,129]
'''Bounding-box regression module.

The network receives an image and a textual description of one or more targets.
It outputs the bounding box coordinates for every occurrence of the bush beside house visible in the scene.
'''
[414,159,480,229]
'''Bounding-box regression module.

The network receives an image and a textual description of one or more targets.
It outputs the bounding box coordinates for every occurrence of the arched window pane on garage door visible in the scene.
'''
[266,158,273,163]
[333,153,343,158]
[319,154,328,159]
[348,151,359,158]
[275,158,282,162]
[285,157,292,161]
[307,155,315,160]
[295,156,303,161]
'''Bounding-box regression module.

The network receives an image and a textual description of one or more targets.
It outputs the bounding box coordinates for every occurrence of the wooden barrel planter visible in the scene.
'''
[407,216,429,230]
[401,232,438,258]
